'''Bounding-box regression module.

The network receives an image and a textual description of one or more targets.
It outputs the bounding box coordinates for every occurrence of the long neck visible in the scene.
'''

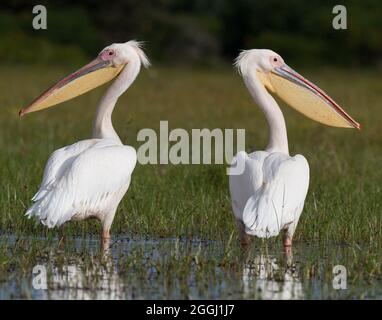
[243,72,289,154]
[92,59,140,141]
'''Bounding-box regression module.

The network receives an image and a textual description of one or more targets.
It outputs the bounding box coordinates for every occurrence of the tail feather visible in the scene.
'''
[25,188,75,228]
[238,153,309,239]
[242,191,284,238]
[31,189,48,202]
[242,178,295,238]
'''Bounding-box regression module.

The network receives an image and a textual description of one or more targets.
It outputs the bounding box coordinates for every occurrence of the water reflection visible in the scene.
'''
[1,235,380,299]
[36,244,304,300]
[242,252,304,299]
[34,251,126,299]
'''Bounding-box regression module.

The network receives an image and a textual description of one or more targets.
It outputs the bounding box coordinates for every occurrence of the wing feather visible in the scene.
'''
[31,139,100,201]
[242,153,309,238]
[237,153,309,238]
[229,151,268,219]
[26,140,137,228]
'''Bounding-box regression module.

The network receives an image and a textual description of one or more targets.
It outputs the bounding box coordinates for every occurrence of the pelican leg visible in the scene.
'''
[236,219,251,247]
[283,237,293,256]
[100,209,117,251]
[100,227,111,252]
[283,233,292,247]
[282,223,295,252]
[102,228,110,240]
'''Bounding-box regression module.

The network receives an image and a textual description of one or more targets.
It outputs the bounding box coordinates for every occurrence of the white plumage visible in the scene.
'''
[230,49,317,248]
[26,139,136,228]
[231,49,358,248]
[230,151,309,239]
[24,41,149,245]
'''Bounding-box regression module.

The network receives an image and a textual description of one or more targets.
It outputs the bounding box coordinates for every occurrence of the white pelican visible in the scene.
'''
[230,49,360,249]
[20,41,150,245]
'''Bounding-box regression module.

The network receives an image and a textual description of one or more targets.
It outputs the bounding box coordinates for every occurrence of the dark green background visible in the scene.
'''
[0,0,381,67]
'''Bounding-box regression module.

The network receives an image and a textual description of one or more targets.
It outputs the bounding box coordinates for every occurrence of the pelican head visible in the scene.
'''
[235,49,360,129]
[20,40,150,117]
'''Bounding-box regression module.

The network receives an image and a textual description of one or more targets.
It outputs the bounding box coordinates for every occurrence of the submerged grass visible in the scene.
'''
[0,234,380,299]
[0,65,381,298]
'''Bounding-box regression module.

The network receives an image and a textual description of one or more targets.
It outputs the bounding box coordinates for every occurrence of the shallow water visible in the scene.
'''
[0,234,381,299]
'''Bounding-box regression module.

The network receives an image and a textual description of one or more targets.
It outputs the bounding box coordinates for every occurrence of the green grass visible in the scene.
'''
[0,65,380,299]
[0,65,380,245]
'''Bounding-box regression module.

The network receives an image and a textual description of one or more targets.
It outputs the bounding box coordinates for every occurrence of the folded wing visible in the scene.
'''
[243,153,309,238]
[26,140,137,228]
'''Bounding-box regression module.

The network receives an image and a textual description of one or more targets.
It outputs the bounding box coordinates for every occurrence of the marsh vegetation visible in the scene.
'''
[0,66,381,299]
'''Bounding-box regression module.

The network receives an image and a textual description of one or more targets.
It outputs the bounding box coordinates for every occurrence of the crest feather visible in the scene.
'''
[234,50,253,76]
[126,40,151,68]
